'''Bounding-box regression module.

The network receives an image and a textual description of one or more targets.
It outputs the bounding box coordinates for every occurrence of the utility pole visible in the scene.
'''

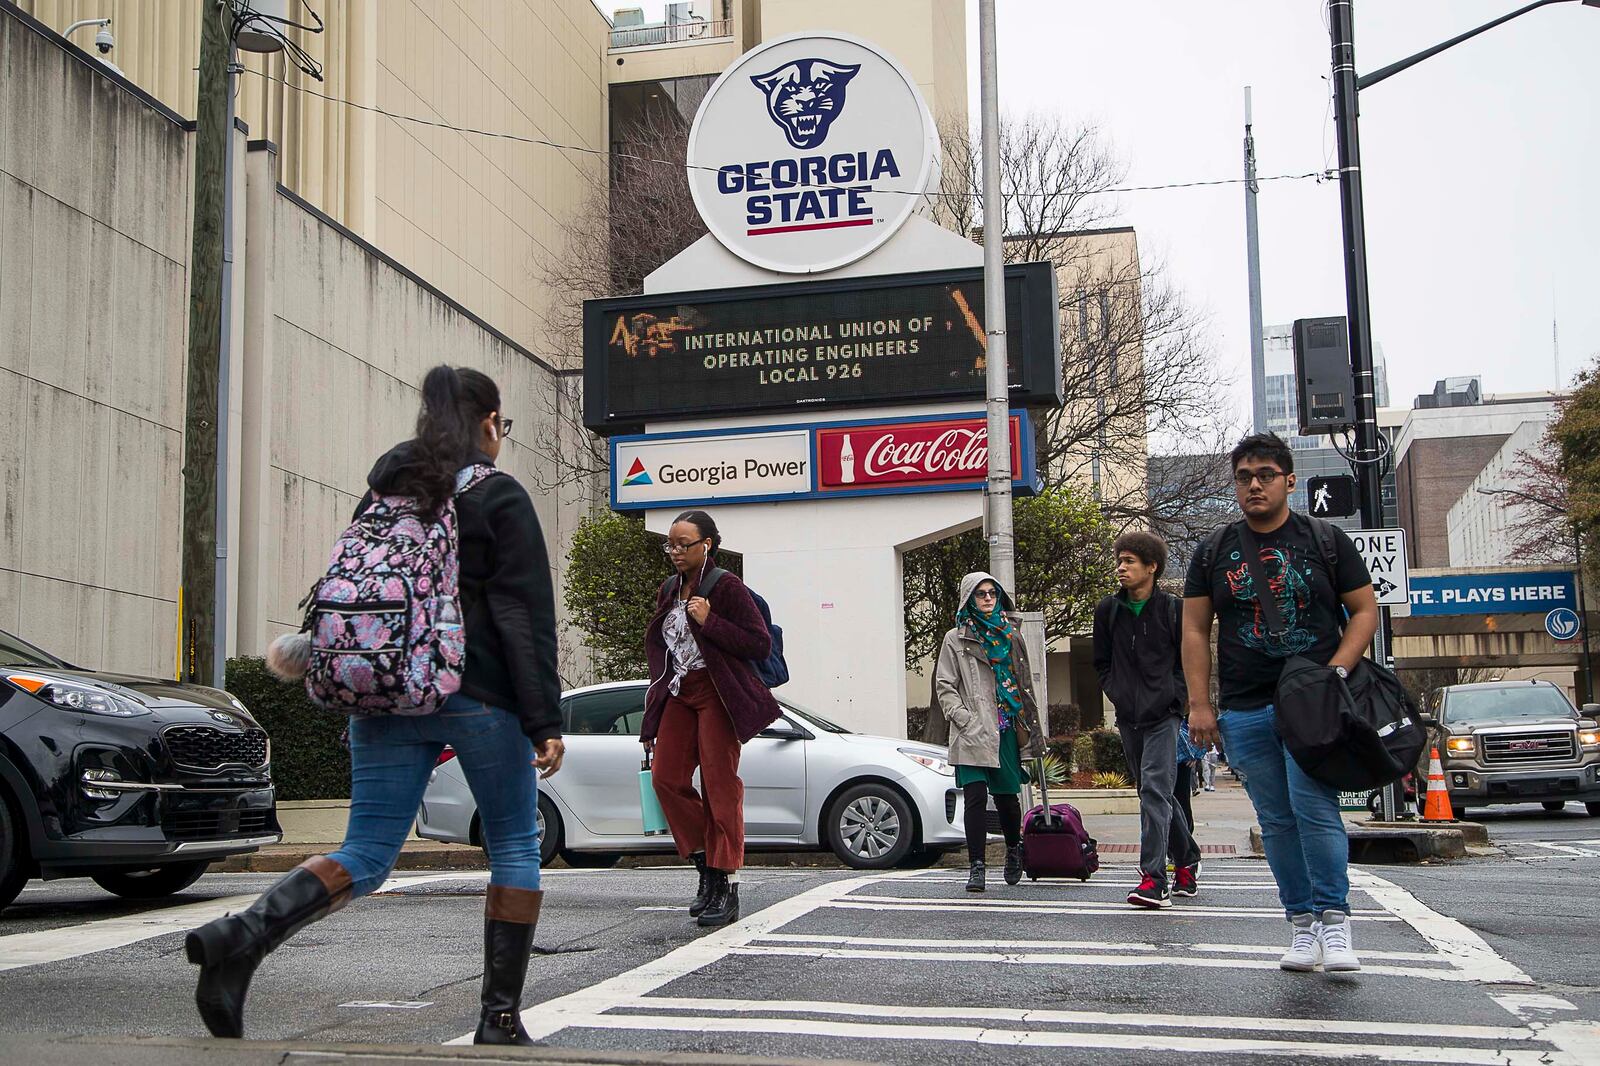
[978,0,1014,593]
[182,1,235,687]
[1244,87,1267,433]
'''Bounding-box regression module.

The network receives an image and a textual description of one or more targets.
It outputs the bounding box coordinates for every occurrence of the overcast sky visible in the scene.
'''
[628,1,1598,419]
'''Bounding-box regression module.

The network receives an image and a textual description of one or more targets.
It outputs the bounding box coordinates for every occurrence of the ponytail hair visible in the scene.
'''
[397,365,501,512]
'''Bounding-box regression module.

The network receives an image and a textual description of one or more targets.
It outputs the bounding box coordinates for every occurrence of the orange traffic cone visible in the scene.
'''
[1421,747,1456,822]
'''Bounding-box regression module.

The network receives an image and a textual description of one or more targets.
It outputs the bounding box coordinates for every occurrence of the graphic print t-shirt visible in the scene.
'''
[1184,513,1371,710]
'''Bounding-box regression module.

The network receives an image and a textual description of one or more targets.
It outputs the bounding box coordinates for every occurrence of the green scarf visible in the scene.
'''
[956,595,1023,731]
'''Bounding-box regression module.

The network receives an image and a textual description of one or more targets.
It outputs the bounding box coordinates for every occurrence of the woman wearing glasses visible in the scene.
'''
[935,571,1040,893]
[188,365,563,1046]
[641,510,780,927]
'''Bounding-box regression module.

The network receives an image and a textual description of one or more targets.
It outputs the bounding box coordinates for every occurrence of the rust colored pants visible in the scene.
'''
[652,669,745,872]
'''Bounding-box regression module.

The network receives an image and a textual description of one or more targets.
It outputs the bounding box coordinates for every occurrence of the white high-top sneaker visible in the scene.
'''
[1279,913,1319,971]
[1316,910,1361,972]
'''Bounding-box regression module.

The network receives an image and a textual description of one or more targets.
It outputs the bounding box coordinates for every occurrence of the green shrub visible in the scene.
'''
[226,656,350,801]
[1071,733,1096,774]
[1089,728,1126,774]
[1045,703,1080,736]
[1091,770,1130,790]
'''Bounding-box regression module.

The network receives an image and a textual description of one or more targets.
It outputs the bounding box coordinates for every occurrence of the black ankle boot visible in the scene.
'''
[689,852,712,918]
[697,871,739,927]
[474,886,543,1046]
[966,861,987,893]
[1004,845,1024,886]
[186,858,350,1038]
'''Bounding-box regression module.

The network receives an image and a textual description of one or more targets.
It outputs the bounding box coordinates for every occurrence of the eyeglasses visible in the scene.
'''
[496,417,515,439]
[973,588,1000,600]
[661,538,708,556]
[1233,468,1284,486]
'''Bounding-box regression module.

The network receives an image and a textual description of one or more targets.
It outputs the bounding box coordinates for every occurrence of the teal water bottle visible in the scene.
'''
[639,751,670,836]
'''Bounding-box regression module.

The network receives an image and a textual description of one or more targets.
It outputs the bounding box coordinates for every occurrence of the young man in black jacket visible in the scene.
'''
[1093,531,1201,909]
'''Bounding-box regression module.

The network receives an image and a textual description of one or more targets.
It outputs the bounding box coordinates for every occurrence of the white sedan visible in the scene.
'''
[415,681,968,869]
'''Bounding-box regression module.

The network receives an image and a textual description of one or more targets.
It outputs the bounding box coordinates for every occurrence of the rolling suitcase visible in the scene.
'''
[1020,763,1100,881]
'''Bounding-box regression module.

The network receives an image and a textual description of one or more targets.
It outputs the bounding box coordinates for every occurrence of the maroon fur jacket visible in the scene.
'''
[642,569,781,744]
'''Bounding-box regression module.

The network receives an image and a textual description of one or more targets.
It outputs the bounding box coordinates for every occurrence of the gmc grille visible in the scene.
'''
[164,726,270,770]
[1480,730,1576,766]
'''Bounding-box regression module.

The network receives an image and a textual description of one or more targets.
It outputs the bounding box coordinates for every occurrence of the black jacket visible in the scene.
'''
[1092,587,1186,729]
[360,443,562,745]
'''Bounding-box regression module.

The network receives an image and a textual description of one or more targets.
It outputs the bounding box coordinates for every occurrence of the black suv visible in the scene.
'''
[0,629,280,910]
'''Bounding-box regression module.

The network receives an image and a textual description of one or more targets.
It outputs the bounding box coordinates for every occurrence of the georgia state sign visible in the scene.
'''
[686,33,941,275]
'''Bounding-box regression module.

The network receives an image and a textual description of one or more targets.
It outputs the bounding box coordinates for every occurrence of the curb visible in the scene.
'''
[1248,823,1473,863]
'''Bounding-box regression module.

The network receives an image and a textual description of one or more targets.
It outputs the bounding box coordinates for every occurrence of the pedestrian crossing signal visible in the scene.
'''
[1306,475,1356,518]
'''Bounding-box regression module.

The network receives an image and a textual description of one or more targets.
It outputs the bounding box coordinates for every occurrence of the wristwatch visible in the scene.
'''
[1333,665,1349,679]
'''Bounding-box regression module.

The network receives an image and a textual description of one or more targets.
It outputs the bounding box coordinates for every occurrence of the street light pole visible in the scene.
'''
[978,0,1015,593]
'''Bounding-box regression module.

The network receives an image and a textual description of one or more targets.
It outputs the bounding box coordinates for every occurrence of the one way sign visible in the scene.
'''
[1349,528,1410,609]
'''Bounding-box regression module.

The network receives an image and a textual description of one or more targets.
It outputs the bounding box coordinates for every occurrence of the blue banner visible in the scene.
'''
[1407,570,1578,617]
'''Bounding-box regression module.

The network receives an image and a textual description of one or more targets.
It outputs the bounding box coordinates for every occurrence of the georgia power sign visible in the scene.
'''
[612,412,1037,511]
[686,33,941,274]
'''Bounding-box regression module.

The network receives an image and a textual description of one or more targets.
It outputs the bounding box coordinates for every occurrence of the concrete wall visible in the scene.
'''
[237,144,589,661]
[0,8,190,676]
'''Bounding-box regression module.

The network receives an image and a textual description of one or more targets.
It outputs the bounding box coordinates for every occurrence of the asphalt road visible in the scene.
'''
[3,803,1599,1065]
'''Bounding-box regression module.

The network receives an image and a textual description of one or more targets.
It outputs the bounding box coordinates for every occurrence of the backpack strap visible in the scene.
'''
[1236,522,1289,637]
[1306,514,1340,578]
[454,464,504,496]
[1197,522,1233,591]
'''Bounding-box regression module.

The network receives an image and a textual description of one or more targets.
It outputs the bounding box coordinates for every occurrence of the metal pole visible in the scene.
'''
[978,0,1015,592]
[1244,87,1267,433]
[1328,0,1397,819]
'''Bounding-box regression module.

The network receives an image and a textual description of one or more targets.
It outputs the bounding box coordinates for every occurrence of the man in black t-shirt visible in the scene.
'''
[1182,433,1378,974]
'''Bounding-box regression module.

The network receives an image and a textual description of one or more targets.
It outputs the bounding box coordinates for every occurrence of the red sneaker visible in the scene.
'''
[1127,873,1171,909]
[1174,862,1200,898]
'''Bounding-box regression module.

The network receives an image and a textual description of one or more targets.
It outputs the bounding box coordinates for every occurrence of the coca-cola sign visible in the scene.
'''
[816,415,1026,491]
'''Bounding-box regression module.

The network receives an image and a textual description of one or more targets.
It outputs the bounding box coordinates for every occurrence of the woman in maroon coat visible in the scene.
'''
[642,510,779,927]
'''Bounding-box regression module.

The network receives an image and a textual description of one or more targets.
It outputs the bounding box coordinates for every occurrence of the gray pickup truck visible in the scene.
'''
[1423,680,1600,817]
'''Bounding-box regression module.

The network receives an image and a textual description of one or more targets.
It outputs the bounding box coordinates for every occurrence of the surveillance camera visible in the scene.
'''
[94,26,114,54]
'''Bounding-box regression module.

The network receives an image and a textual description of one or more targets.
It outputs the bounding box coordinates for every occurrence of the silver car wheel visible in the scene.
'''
[839,795,903,859]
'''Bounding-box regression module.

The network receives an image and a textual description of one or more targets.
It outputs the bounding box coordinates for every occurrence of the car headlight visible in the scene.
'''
[5,674,149,717]
[1580,730,1600,749]
[899,748,954,776]
[1445,737,1475,754]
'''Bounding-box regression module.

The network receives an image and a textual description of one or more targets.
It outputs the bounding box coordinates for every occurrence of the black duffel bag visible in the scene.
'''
[1274,656,1425,791]
[1234,520,1425,791]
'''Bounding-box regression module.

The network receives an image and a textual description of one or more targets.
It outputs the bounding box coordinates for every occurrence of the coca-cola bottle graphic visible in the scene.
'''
[839,434,856,484]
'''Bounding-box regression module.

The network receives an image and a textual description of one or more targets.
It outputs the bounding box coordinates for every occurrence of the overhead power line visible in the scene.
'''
[241,67,1346,199]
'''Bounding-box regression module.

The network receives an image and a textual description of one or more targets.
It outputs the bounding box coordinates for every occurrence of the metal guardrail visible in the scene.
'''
[609,18,733,50]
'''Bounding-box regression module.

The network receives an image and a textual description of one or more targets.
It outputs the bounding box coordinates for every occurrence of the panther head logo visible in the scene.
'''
[750,58,861,150]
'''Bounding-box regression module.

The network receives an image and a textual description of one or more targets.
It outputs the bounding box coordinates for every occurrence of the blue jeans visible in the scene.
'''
[1218,705,1349,917]
[326,694,541,899]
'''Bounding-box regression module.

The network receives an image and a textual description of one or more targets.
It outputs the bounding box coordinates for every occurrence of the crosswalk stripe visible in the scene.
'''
[754,933,1448,962]
[825,897,1403,920]
[561,1011,1557,1063]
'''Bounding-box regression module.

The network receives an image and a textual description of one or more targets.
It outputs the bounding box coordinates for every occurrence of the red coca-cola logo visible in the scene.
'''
[816,416,1024,490]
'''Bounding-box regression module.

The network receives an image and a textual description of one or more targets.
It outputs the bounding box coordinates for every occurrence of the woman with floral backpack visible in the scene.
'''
[934,571,1039,893]
[185,366,564,1047]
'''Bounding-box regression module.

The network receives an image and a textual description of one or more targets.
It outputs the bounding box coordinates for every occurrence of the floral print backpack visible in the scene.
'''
[296,465,502,715]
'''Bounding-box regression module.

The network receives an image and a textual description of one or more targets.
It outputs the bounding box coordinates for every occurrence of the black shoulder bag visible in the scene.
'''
[1235,522,1424,791]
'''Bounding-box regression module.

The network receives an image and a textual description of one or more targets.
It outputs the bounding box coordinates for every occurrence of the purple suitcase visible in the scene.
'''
[1021,785,1100,881]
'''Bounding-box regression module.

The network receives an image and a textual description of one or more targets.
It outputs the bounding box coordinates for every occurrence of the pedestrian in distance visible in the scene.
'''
[935,572,1040,893]
[186,366,565,1045]
[1203,744,1221,791]
[1183,432,1379,973]
[642,510,781,928]
[1093,532,1203,909]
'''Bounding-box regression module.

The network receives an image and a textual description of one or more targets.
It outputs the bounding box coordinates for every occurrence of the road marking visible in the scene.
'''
[912,877,1289,889]
[726,942,1476,980]
[446,869,930,1045]
[638,996,1535,1042]
[561,1012,1555,1063]
[1516,841,1600,858]
[824,897,1402,920]
[338,1000,433,1009]
[1349,869,1532,984]
[755,933,1447,963]
[0,871,487,972]
[1492,993,1578,1018]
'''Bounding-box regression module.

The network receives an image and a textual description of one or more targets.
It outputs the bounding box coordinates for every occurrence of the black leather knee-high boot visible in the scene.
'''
[185,856,352,1038]
[474,885,544,1046]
